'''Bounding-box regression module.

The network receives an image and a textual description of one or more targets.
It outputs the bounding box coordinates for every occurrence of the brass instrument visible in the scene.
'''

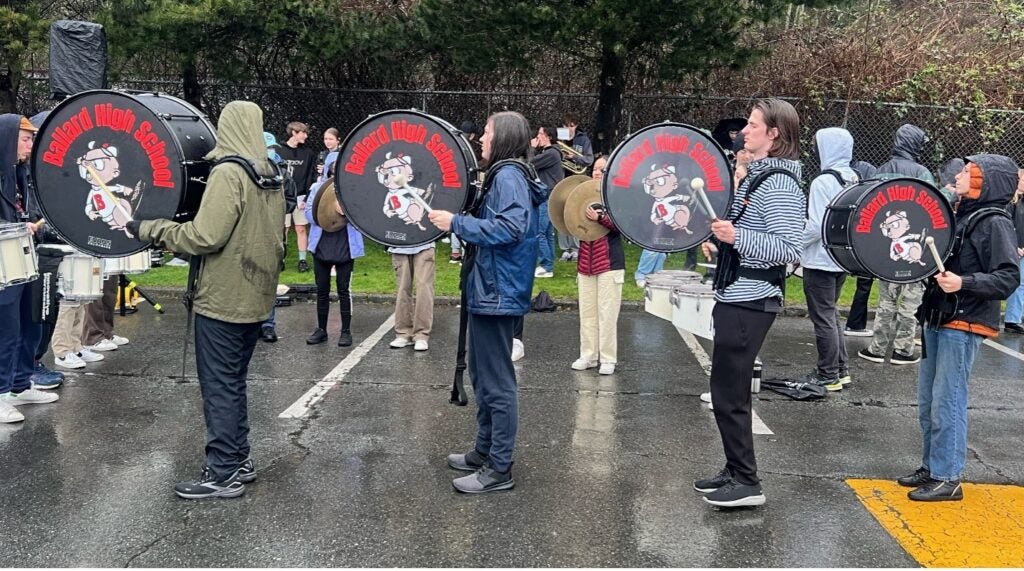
[557,141,588,175]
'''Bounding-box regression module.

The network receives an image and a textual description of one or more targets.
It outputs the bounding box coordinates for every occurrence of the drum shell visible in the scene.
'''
[56,247,104,301]
[0,223,39,289]
[670,283,715,339]
[103,249,151,276]
[644,272,703,320]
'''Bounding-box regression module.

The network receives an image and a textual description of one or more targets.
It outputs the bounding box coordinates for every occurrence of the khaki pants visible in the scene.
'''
[392,249,435,341]
[52,302,85,358]
[577,270,624,364]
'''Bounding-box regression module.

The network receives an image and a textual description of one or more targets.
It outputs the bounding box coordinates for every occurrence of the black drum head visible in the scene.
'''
[32,90,187,257]
[603,123,733,253]
[334,110,475,248]
[831,178,955,283]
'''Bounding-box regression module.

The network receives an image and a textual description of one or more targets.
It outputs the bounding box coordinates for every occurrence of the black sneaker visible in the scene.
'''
[452,465,515,494]
[702,478,765,507]
[174,467,245,499]
[908,479,962,502]
[338,331,353,347]
[897,466,931,488]
[447,449,489,471]
[693,468,731,493]
[298,259,309,273]
[857,348,886,363]
[260,326,278,343]
[838,369,852,386]
[306,328,328,345]
[1005,323,1024,334]
[237,458,257,484]
[803,369,842,392]
[891,351,920,365]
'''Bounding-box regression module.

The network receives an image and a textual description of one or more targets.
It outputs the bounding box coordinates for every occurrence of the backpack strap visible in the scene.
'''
[731,167,800,223]
[821,168,848,188]
[213,156,284,191]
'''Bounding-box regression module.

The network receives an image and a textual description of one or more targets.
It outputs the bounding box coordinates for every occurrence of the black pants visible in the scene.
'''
[845,277,874,330]
[803,268,848,377]
[710,302,776,485]
[194,314,261,481]
[513,315,524,341]
[469,313,518,472]
[313,256,353,332]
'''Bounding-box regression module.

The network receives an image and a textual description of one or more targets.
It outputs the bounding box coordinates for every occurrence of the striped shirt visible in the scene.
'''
[716,157,806,305]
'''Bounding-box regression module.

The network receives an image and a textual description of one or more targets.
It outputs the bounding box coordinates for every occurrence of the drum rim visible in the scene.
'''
[0,222,31,236]
[333,108,478,248]
[601,121,734,253]
[31,89,212,258]
[823,177,955,284]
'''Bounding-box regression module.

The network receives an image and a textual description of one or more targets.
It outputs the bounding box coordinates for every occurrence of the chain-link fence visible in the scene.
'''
[16,76,1024,179]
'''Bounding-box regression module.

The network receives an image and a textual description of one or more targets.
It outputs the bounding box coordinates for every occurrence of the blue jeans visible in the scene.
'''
[918,326,983,481]
[0,283,42,394]
[1004,257,1024,323]
[634,249,667,283]
[536,202,555,272]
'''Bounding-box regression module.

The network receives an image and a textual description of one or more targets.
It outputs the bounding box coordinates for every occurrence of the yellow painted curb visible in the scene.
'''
[847,478,1024,568]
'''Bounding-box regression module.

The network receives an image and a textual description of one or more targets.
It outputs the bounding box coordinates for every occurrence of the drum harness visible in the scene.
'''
[711,168,800,293]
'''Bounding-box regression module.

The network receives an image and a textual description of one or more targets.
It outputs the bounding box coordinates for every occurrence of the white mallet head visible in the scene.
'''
[690,177,705,191]
[393,173,408,187]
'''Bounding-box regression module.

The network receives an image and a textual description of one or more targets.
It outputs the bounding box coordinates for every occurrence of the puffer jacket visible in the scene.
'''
[453,161,547,316]
[140,101,286,324]
[875,124,934,183]
[577,214,624,276]
[803,128,857,272]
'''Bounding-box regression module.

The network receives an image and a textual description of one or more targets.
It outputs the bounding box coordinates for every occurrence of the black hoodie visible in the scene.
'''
[875,124,934,183]
[921,154,1020,332]
[0,114,30,224]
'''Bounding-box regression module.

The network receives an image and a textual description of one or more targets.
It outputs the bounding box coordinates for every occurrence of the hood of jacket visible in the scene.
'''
[491,160,548,207]
[205,101,274,176]
[958,154,1019,217]
[815,127,854,172]
[746,156,803,181]
[891,124,927,161]
[0,114,30,222]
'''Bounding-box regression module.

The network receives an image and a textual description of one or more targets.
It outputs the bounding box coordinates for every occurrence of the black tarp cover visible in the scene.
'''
[49,20,108,99]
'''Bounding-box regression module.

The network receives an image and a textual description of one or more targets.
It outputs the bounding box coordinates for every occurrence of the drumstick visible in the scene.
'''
[925,236,946,275]
[393,173,433,213]
[82,162,134,222]
[691,178,717,221]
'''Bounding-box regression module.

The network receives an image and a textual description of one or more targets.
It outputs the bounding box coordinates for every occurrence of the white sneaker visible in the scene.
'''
[111,335,130,346]
[4,388,59,406]
[700,392,712,403]
[389,337,413,349]
[599,363,616,375]
[511,339,525,362]
[55,352,86,369]
[414,339,429,351]
[636,280,645,288]
[0,400,24,423]
[77,348,105,363]
[86,338,118,352]
[534,267,554,278]
[571,358,598,371]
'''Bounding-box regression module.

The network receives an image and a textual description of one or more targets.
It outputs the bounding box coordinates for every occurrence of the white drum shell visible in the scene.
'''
[644,271,703,321]
[57,248,103,301]
[104,250,151,276]
[0,223,39,289]
[671,283,716,340]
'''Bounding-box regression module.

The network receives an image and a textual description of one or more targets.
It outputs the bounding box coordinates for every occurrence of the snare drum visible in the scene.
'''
[103,249,152,276]
[644,271,702,321]
[55,245,103,301]
[0,223,39,289]
[671,283,716,339]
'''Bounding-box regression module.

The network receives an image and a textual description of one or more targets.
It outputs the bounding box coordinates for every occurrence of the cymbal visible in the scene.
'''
[548,175,590,235]
[312,178,347,233]
[563,179,610,242]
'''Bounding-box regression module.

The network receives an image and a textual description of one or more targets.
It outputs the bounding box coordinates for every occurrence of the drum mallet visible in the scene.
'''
[393,173,433,213]
[691,177,718,221]
[925,236,946,275]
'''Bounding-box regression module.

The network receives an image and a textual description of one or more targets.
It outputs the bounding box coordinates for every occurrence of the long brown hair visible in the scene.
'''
[486,111,532,166]
[752,99,800,160]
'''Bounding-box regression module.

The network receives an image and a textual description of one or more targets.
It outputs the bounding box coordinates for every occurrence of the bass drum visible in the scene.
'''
[602,122,734,253]
[823,178,955,284]
[32,89,216,257]
[333,110,478,248]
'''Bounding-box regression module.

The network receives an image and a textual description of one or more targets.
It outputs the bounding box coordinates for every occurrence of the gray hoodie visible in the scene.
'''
[802,128,858,271]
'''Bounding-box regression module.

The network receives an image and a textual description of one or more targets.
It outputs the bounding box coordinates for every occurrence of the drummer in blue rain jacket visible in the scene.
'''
[427,111,548,494]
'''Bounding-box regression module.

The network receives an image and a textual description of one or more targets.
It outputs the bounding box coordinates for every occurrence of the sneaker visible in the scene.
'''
[237,458,257,484]
[908,479,962,502]
[891,351,920,365]
[174,467,245,499]
[1004,322,1024,334]
[702,478,766,507]
[338,331,353,347]
[389,337,413,349]
[31,371,63,390]
[804,369,842,392]
[449,253,462,265]
[914,338,922,347]
[86,338,118,352]
[694,468,732,493]
[838,369,852,386]
[599,363,615,375]
[844,327,874,337]
[3,388,59,406]
[452,465,515,494]
[0,400,24,423]
[570,250,579,261]
[414,339,429,351]
[306,328,328,345]
[77,348,104,363]
[166,257,189,267]
[447,449,489,471]
[700,392,712,403]
[441,237,451,244]
[897,466,931,488]
[110,335,130,346]
[559,251,573,262]
[636,280,645,289]
[857,348,886,363]
[511,338,525,362]
[298,259,309,273]
[534,267,554,278]
[260,326,278,343]
[55,352,86,370]
[571,358,598,371]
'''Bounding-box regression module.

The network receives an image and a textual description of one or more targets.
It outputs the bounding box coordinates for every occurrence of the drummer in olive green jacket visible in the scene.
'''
[128,100,286,500]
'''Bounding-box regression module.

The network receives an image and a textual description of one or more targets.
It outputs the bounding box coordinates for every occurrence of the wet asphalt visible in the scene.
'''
[0,295,1021,567]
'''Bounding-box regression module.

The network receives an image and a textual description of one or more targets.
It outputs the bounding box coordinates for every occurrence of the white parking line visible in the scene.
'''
[677,328,774,435]
[278,313,396,419]
[983,338,1024,362]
